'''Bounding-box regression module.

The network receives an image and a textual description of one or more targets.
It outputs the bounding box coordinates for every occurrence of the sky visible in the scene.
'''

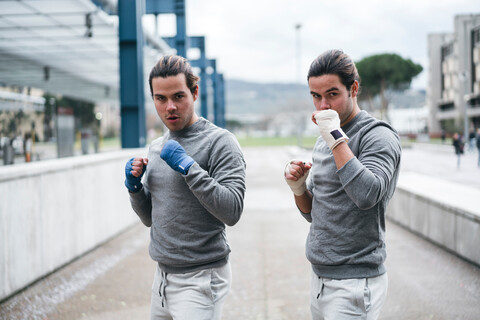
[149,0,480,90]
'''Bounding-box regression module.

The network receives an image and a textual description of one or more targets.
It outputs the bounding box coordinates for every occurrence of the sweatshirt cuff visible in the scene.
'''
[128,186,146,199]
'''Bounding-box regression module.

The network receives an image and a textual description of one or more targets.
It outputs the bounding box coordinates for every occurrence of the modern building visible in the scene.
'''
[427,14,480,136]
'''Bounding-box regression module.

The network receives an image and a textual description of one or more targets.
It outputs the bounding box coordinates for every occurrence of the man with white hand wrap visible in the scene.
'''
[284,49,401,320]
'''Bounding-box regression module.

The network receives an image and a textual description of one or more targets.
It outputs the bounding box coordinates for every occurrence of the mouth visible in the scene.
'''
[166,114,180,122]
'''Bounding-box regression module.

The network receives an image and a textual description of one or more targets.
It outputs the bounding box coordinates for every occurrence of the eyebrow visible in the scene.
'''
[154,91,186,97]
[310,87,339,95]
[326,87,340,93]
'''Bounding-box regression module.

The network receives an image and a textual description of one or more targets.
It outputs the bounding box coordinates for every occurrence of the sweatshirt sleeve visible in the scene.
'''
[184,134,246,226]
[128,186,153,227]
[337,126,401,210]
[297,170,314,223]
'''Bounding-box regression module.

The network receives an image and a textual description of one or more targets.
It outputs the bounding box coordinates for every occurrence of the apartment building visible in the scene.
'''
[427,14,480,135]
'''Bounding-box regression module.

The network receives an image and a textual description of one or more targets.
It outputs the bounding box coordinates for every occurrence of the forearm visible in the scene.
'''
[332,141,355,169]
[129,187,152,227]
[338,154,396,210]
[294,190,313,222]
[185,163,245,226]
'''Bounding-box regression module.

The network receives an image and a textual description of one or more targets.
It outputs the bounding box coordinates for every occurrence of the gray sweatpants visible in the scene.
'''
[310,272,388,320]
[150,262,231,320]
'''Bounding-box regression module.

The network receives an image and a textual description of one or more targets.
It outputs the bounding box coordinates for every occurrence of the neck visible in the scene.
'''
[341,99,360,127]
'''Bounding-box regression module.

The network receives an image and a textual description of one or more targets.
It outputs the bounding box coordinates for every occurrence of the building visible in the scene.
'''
[427,14,480,136]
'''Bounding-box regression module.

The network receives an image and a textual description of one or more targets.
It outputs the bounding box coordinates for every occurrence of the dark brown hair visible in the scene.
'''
[307,49,360,91]
[148,55,199,96]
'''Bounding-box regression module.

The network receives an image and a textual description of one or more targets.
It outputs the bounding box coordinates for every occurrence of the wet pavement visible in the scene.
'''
[1,145,479,319]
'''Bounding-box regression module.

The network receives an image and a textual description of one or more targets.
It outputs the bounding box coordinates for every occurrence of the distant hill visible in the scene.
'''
[224,79,311,118]
[224,79,426,116]
[221,78,427,136]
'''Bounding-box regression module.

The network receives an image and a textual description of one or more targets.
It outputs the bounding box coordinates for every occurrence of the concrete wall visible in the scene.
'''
[0,149,146,301]
[387,171,480,267]
[1,148,478,301]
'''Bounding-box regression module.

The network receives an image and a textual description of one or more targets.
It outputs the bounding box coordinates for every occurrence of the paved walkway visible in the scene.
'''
[1,146,479,319]
[402,142,480,189]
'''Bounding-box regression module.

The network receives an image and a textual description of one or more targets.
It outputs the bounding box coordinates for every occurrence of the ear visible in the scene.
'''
[351,80,359,98]
[193,85,199,101]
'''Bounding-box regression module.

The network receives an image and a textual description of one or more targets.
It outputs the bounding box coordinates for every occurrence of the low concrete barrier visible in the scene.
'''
[387,171,480,266]
[1,147,478,301]
[0,149,146,301]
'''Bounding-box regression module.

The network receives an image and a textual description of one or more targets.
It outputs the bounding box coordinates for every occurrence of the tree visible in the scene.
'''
[356,53,423,121]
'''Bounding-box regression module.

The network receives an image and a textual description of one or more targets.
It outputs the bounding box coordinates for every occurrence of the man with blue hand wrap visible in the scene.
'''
[124,55,246,320]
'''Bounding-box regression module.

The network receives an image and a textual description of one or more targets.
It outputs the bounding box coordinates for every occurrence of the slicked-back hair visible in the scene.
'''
[149,55,199,96]
[307,49,360,91]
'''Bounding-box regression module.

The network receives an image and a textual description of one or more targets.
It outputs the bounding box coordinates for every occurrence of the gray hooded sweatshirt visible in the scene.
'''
[129,118,246,273]
[304,110,401,279]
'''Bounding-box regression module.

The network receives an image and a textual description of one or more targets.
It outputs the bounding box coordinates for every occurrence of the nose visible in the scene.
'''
[317,98,329,110]
[166,100,176,111]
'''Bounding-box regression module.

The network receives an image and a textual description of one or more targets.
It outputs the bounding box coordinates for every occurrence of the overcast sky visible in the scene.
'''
[149,0,480,89]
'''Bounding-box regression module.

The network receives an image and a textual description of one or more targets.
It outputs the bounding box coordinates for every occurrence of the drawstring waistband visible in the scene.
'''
[316,277,325,299]
[159,271,168,307]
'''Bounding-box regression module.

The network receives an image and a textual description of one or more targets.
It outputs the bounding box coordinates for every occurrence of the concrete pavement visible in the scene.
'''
[1,146,479,319]
[402,142,480,189]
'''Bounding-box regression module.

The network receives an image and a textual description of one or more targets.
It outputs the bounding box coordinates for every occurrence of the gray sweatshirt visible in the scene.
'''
[304,110,401,279]
[129,118,246,273]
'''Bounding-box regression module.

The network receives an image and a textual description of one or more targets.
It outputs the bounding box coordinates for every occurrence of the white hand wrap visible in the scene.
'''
[314,110,349,150]
[284,160,309,196]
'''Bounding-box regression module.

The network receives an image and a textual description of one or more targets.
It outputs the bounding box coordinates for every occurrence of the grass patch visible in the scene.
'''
[89,135,321,149]
[237,135,317,148]
[100,137,122,149]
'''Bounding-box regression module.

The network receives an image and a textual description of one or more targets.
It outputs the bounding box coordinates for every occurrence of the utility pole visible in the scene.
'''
[295,23,302,84]
[462,17,470,142]
[295,23,303,148]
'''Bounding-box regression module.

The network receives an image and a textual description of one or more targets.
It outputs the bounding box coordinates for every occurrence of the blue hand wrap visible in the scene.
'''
[160,140,194,175]
[124,158,146,192]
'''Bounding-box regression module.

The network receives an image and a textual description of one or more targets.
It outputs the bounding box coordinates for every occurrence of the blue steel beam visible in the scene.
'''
[216,73,226,128]
[162,37,176,48]
[206,60,225,128]
[146,0,187,57]
[119,0,146,148]
[208,59,220,126]
[189,36,208,119]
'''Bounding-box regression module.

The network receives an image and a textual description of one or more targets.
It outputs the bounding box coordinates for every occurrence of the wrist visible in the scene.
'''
[125,180,143,192]
[178,156,194,175]
[329,132,349,150]
[321,127,348,150]
[291,184,307,196]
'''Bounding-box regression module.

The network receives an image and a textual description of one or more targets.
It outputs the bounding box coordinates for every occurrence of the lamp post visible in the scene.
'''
[462,18,470,142]
[295,23,302,84]
[295,23,303,148]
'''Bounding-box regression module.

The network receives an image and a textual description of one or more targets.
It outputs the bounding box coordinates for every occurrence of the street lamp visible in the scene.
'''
[295,23,302,84]
[295,23,303,148]
[462,18,470,142]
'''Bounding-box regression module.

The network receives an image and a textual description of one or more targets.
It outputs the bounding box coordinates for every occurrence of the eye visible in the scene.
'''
[174,94,185,100]
[155,95,166,102]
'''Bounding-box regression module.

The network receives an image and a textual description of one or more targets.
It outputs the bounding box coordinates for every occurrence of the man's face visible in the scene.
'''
[152,73,198,132]
[308,74,358,126]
